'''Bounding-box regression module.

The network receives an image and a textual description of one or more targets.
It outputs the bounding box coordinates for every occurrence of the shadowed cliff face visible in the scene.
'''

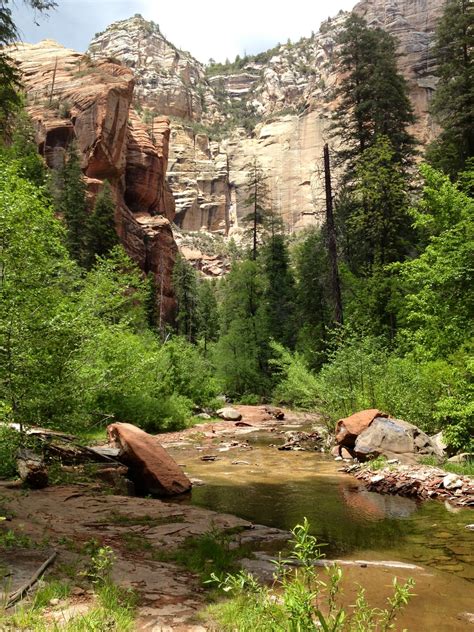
[8,40,177,321]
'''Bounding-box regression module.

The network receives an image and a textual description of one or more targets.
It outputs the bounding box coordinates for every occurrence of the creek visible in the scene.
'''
[164,416,474,630]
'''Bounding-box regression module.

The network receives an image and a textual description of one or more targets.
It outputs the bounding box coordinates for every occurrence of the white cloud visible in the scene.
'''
[12,0,357,61]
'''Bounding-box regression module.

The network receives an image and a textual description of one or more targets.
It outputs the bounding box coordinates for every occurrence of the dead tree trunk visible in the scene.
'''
[323,143,343,325]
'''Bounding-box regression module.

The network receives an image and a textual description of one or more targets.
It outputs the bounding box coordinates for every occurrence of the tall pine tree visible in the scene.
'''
[330,15,415,177]
[241,158,272,259]
[58,143,89,267]
[85,180,118,267]
[172,254,199,343]
[261,234,295,349]
[428,0,474,177]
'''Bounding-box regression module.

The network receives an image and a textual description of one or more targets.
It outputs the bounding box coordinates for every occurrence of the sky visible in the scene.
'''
[12,0,357,63]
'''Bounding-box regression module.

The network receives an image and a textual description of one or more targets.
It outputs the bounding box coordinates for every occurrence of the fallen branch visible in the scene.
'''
[6,551,57,609]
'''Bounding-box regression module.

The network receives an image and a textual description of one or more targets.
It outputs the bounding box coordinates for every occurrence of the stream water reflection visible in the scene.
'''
[169,433,473,583]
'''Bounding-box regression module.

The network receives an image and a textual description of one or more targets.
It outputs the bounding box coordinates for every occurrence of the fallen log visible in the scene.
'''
[16,449,48,489]
[6,551,57,608]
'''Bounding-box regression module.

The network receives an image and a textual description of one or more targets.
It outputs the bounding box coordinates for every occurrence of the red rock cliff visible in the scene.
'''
[8,40,177,321]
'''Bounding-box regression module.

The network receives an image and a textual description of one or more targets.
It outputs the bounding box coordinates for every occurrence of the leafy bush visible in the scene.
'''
[0,426,22,478]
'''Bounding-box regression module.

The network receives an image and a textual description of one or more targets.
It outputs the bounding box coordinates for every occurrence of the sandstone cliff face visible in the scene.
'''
[86,0,444,235]
[168,123,230,233]
[89,15,218,123]
[9,40,177,320]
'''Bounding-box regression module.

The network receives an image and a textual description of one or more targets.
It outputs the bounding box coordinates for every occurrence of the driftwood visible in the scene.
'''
[6,551,57,608]
[16,449,48,489]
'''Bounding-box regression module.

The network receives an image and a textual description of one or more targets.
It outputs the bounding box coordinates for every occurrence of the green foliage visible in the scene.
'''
[208,518,414,631]
[271,343,320,410]
[85,181,118,267]
[0,152,217,433]
[261,235,296,348]
[294,229,331,369]
[241,158,273,259]
[197,279,220,352]
[172,254,200,342]
[56,143,89,266]
[0,426,22,478]
[346,136,414,271]
[214,259,271,397]
[427,0,473,177]
[167,529,248,581]
[331,15,415,176]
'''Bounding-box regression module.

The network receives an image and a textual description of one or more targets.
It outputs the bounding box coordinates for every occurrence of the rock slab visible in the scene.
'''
[335,409,387,448]
[354,417,442,463]
[107,423,192,496]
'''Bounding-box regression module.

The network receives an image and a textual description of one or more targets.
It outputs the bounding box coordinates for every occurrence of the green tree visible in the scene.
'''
[0,155,76,428]
[294,229,332,369]
[172,254,199,342]
[261,234,295,348]
[57,142,89,266]
[214,259,269,397]
[427,0,474,177]
[85,180,118,267]
[344,135,413,272]
[241,158,272,259]
[331,15,415,176]
[197,279,219,353]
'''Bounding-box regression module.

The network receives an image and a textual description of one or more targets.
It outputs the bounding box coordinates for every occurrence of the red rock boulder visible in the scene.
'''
[335,409,388,449]
[107,423,192,497]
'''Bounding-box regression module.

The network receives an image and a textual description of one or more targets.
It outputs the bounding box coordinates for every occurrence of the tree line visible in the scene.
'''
[0,1,472,454]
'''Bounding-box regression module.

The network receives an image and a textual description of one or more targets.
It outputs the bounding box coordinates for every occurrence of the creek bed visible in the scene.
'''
[165,424,474,630]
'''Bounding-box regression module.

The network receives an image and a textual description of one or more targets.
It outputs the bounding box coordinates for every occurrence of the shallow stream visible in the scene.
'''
[166,421,474,630]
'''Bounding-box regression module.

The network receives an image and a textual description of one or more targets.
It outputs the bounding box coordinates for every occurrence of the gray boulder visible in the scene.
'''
[216,407,242,421]
[354,417,443,463]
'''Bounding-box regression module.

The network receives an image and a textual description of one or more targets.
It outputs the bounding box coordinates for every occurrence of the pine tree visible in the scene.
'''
[58,143,89,267]
[345,135,412,272]
[261,234,295,348]
[241,158,272,259]
[197,280,219,353]
[428,0,474,177]
[214,259,270,397]
[331,15,415,177]
[85,181,118,267]
[295,229,332,369]
[172,254,199,342]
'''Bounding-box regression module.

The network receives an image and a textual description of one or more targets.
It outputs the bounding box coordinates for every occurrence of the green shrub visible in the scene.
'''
[207,518,414,631]
[0,425,22,478]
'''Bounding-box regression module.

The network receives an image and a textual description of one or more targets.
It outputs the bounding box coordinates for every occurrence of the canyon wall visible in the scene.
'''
[9,40,177,319]
[87,0,444,235]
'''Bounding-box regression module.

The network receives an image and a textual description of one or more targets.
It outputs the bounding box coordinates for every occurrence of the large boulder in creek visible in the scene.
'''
[216,407,242,421]
[354,417,443,463]
[107,423,192,496]
[335,409,388,449]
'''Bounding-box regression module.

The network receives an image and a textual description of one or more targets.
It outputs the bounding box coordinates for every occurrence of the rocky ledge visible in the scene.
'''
[344,463,474,509]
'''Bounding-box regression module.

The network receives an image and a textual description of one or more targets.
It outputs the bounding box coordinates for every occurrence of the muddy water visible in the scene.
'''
[166,425,474,630]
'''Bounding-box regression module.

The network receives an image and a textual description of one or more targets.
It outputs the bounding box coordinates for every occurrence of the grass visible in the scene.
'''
[109,511,184,526]
[152,528,251,581]
[205,519,415,632]
[0,581,136,631]
[122,532,153,553]
[0,529,32,549]
[419,455,474,476]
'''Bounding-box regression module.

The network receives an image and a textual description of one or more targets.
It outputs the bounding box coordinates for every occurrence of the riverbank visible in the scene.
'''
[343,461,474,509]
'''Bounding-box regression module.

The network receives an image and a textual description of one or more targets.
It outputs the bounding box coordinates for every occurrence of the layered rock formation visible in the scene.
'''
[168,123,230,232]
[87,0,444,235]
[8,40,177,319]
[89,14,219,122]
